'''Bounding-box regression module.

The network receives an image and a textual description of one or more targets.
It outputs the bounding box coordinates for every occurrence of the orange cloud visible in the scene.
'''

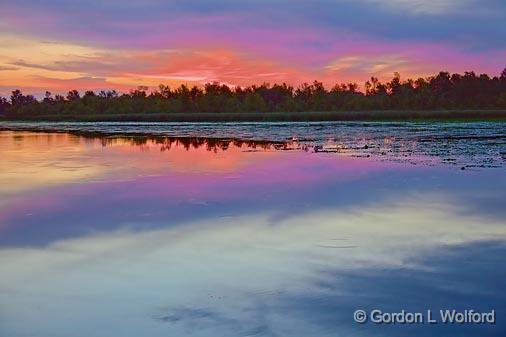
[2,31,505,96]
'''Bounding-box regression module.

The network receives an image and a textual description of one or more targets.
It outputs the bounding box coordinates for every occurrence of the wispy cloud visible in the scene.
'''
[357,0,476,15]
[0,0,505,94]
[0,65,19,71]
[325,55,409,75]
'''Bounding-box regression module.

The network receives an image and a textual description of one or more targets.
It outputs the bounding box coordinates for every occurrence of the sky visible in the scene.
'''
[1,0,506,95]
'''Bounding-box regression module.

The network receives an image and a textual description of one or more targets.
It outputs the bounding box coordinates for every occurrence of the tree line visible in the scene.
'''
[71,134,277,152]
[1,69,506,117]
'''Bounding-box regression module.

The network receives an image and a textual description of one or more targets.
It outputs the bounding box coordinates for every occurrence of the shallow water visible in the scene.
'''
[0,127,505,337]
[2,121,505,168]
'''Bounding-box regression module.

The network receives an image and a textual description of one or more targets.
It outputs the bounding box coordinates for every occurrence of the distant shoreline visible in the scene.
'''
[2,110,506,122]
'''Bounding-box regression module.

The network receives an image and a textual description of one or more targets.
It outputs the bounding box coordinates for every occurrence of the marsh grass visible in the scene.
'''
[2,110,505,122]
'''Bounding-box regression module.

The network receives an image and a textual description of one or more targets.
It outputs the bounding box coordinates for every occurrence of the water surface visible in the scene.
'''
[2,121,505,168]
[0,125,505,337]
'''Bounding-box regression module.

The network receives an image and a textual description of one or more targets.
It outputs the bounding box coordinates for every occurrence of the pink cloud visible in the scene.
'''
[1,3,505,94]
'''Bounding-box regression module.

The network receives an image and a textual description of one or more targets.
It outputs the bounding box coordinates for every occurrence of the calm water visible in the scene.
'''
[0,123,505,337]
[2,121,505,168]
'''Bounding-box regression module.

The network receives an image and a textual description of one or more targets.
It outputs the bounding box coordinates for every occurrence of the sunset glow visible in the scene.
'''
[1,0,505,95]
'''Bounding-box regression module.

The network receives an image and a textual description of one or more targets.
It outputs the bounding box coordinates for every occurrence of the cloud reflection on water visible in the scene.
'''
[1,196,505,336]
[0,131,505,337]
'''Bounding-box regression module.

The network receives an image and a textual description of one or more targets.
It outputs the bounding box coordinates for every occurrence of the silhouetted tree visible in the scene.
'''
[3,68,506,118]
[0,96,9,113]
[10,90,36,106]
[66,90,80,101]
[500,68,506,80]
[43,91,54,104]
